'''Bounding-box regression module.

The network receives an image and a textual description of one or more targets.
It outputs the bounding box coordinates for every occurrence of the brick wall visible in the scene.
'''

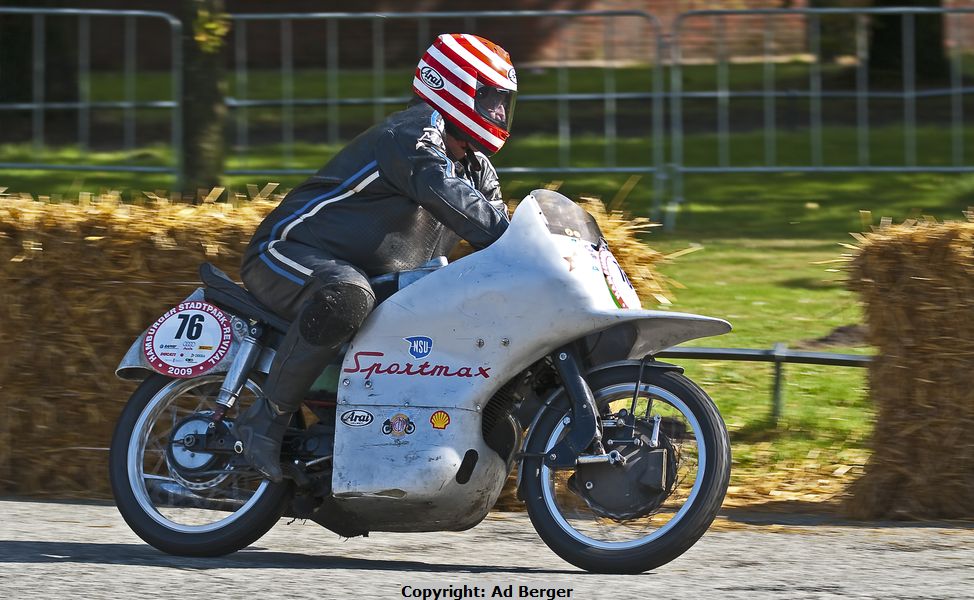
[10,1,968,70]
[7,0,812,70]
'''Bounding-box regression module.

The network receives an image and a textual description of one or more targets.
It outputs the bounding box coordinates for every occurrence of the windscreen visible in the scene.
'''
[532,189,604,245]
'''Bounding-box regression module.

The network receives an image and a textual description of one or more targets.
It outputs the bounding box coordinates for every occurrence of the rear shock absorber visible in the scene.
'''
[211,322,264,423]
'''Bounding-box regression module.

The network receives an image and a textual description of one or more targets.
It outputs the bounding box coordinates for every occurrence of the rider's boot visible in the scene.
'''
[234,282,375,483]
[233,396,294,482]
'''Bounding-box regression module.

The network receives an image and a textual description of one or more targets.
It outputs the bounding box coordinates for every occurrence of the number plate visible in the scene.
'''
[142,301,233,378]
[599,247,642,309]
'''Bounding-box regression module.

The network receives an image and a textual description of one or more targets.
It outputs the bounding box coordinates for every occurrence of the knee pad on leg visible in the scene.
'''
[298,283,375,346]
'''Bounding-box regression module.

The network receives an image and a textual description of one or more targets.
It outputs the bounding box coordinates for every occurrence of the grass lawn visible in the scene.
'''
[648,237,873,505]
[625,166,971,504]
[4,126,973,507]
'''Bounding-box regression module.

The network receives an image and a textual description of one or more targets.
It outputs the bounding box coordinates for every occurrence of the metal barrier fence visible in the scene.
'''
[0,8,665,200]
[0,8,183,181]
[224,9,665,204]
[656,344,871,421]
[7,6,974,230]
[667,6,974,228]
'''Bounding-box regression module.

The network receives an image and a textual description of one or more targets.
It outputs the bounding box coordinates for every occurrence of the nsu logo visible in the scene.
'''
[420,66,445,90]
[404,335,433,359]
[340,410,374,427]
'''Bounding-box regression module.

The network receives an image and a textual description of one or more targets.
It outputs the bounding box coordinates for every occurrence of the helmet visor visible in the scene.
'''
[475,84,516,132]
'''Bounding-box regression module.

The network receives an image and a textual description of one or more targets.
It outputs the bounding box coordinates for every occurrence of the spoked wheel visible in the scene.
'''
[109,374,291,557]
[522,365,730,574]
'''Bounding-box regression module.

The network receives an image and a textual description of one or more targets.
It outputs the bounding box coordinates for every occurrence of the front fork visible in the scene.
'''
[173,323,266,458]
[542,344,610,469]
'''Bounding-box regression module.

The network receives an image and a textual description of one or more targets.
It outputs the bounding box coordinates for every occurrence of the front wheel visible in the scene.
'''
[109,374,291,557]
[522,366,731,574]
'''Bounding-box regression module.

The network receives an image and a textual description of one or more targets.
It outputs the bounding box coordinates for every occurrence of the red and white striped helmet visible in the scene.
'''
[413,33,517,155]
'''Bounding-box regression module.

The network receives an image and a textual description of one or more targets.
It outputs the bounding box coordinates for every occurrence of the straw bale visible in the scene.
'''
[843,216,974,519]
[0,192,278,497]
[0,189,668,499]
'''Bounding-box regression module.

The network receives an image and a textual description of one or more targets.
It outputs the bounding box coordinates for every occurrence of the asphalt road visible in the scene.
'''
[1,499,972,600]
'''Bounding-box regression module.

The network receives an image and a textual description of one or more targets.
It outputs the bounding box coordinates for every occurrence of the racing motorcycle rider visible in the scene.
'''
[234,33,519,482]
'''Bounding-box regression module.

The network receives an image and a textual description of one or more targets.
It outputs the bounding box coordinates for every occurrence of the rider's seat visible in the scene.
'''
[199,263,291,333]
[199,256,446,334]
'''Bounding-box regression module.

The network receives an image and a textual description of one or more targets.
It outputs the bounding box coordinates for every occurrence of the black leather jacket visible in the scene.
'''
[243,102,510,277]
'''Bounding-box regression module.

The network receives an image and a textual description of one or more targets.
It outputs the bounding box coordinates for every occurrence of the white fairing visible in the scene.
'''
[332,192,730,531]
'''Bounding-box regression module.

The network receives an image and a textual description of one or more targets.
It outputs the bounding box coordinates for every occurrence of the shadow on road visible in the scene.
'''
[0,540,582,574]
[720,502,974,529]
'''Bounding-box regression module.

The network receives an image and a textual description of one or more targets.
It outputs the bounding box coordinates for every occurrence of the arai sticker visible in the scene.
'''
[599,247,642,309]
[143,301,233,378]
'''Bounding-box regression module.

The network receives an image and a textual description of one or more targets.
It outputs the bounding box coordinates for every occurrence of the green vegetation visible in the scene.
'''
[74,60,974,103]
[650,237,872,494]
[8,134,963,499]
[6,63,974,501]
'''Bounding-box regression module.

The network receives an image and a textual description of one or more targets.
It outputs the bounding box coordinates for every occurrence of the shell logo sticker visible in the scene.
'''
[430,410,451,430]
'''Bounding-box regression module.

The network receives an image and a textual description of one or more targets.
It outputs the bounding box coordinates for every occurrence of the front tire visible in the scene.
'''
[522,366,731,573]
[109,374,291,557]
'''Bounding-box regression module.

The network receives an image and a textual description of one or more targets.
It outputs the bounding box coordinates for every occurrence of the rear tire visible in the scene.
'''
[522,366,730,573]
[109,374,291,557]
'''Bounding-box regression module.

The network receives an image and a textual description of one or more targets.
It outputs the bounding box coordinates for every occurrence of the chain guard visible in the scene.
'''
[568,420,679,521]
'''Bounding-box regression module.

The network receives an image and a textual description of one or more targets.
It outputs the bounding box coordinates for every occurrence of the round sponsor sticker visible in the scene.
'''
[599,248,641,309]
[143,301,233,378]
[382,413,416,437]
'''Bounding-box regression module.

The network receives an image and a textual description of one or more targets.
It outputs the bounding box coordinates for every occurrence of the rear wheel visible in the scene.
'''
[522,365,730,574]
[109,374,291,557]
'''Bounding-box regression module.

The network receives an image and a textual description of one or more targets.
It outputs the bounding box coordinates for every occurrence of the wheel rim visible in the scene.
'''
[127,376,271,534]
[540,383,707,550]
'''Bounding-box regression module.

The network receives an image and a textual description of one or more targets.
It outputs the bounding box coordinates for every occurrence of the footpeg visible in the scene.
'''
[577,450,626,466]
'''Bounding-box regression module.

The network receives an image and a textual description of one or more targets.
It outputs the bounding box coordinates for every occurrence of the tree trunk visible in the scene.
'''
[0,13,33,104]
[178,0,229,198]
[808,1,870,63]
[869,0,948,82]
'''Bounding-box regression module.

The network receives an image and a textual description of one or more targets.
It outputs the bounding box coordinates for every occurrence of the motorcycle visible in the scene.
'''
[109,189,732,574]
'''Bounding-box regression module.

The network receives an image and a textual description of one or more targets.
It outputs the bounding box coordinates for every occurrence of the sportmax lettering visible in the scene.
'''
[344,351,490,380]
